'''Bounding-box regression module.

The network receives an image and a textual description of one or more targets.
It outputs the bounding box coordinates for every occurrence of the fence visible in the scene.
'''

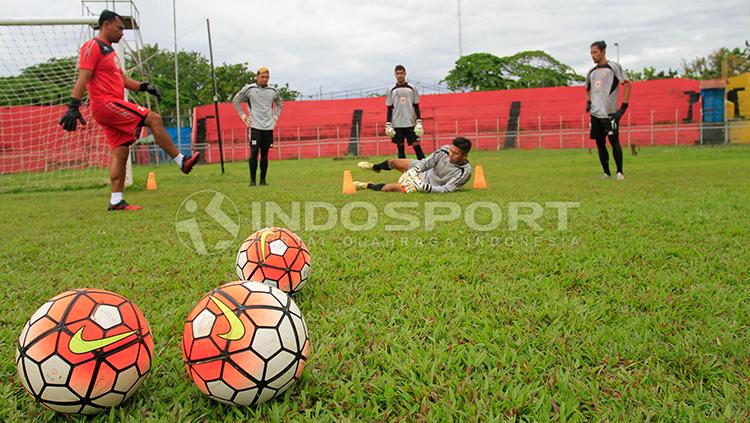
[136,109,749,165]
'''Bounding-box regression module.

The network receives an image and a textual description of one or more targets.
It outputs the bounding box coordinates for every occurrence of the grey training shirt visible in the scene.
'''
[585,61,626,119]
[232,83,283,130]
[386,83,419,128]
[409,145,472,193]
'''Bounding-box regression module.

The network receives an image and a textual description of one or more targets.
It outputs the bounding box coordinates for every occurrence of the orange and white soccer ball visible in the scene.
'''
[236,227,311,294]
[182,281,309,406]
[16,289,153,415]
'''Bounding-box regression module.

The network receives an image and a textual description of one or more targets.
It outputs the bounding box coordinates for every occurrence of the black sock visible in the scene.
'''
[367,183,385,191]
[396,144,406,159]
[610,136,623,174]
[249,147,259,181]
[413,144,425,160]
[595,137,610,175]
[259,147,269,181]
[373,160,391,171]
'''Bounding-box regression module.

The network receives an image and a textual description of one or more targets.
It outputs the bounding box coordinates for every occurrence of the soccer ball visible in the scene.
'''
[236,227,311,294]
[182,281,310,406]
[16,289,153,415]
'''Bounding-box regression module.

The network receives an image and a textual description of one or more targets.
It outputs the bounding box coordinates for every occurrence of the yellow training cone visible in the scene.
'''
[473,165,487,189]
[342,170,356,194]
[146,172,158,190]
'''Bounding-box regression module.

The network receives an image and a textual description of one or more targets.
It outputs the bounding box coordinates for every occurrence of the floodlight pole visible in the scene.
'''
[457,0,463,58]
[614,42,620,63]
[173,0,181,147]
[206,18,225,174]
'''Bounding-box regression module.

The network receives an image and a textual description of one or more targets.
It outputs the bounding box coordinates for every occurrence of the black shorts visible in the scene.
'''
[250,128,274,148]
[590,116,619,140]
[393,127,419,145]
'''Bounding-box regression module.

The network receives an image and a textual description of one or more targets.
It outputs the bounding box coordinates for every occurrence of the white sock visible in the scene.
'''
[173,153,184,167]
[111,192,123,205]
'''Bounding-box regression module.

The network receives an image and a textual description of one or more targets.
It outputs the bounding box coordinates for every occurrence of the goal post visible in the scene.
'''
[0,16,138,193]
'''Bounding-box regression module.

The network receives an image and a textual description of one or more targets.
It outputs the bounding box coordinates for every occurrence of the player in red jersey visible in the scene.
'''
[59,10,200,211]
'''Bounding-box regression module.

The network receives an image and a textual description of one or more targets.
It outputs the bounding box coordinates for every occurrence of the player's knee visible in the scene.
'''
[145,111,163,128]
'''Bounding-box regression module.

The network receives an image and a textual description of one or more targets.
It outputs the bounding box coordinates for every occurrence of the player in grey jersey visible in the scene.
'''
[385,65,426,159]
[586,41,631,180]
[354,137,472,193]
[233,67,283,186]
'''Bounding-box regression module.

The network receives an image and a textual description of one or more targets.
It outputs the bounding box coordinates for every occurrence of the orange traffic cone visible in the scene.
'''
[342,170,356,194]
[146,171,158,190]
[473,165,487,189]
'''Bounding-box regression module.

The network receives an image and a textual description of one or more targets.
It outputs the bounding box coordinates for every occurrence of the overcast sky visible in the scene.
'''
[2,0,749,97]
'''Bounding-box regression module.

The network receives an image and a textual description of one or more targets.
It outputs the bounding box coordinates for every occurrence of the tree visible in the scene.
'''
[274,82,301,102]
[442,53,513,91]
[625,66,679,81]
[442,51,584,92]
[0,44,299,114]
[213,62,256,102]
[681,45,750,80]
[0,57,76,106]
[127,44,298,116]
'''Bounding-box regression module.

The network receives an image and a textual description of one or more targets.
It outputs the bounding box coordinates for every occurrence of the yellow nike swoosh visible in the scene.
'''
[69,326,137,354]
[258,229,275,262]
[210,296,245,341]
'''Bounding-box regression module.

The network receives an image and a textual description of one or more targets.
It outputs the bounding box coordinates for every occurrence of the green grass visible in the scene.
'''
[1,145,749,421]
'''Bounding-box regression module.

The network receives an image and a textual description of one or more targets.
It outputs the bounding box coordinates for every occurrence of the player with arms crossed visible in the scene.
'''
[233,67,283,186]
[586,40,631,180]
[355,137,472,193]
[384,65,426,160]
[59,10,200,211]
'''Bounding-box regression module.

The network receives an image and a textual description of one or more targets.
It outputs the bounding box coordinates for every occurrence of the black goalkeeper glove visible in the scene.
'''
[586,100,591,113]
[58,98,86,132]
[613,102,628,122]
[139,82,161,101]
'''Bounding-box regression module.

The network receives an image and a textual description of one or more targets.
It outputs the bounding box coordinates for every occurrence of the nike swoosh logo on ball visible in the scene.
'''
[69,326,137,354]
[210,296,245,341]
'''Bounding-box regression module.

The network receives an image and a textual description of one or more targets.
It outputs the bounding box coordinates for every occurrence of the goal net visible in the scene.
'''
[0,19,116,193]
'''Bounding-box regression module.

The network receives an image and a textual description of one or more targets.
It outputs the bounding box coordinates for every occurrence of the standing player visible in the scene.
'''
[233,67,283,186]
[385,65,425,160]
[355,137,472,193]
[59,10,200,211]
[586,40,631,180]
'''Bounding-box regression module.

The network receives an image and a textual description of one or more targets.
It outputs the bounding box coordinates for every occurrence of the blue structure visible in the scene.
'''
[166,127,194,156]
[700,87,726,144]
[701,88,725,122]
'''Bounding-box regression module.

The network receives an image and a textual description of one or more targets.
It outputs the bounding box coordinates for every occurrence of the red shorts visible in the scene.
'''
[92,100,150,149]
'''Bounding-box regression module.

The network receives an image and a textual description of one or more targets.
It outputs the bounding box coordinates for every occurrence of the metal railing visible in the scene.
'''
[135,112,750,165]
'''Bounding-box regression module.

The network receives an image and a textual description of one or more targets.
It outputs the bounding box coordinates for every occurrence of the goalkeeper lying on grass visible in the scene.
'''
[355,137,472,193]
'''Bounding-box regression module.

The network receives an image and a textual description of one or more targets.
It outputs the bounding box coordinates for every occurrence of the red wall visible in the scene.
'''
[0,79,702,175]
[193,78,701,162]
[0,106,109,174]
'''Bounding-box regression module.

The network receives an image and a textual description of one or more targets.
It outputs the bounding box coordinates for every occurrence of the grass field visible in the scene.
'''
[1,145,749,421]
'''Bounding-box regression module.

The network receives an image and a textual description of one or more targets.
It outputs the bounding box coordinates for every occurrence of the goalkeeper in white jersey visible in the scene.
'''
[355,137,472,193]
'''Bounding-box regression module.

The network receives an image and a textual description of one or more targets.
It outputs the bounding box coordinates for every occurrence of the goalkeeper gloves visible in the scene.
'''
[59,98,86,132]
[404,165,421,179]
[613,102,628,122]
[385,122,396,138]
[414,179,432,193]
[139,82,161,101]
[414,119,424,137]
[401,179,418,193]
